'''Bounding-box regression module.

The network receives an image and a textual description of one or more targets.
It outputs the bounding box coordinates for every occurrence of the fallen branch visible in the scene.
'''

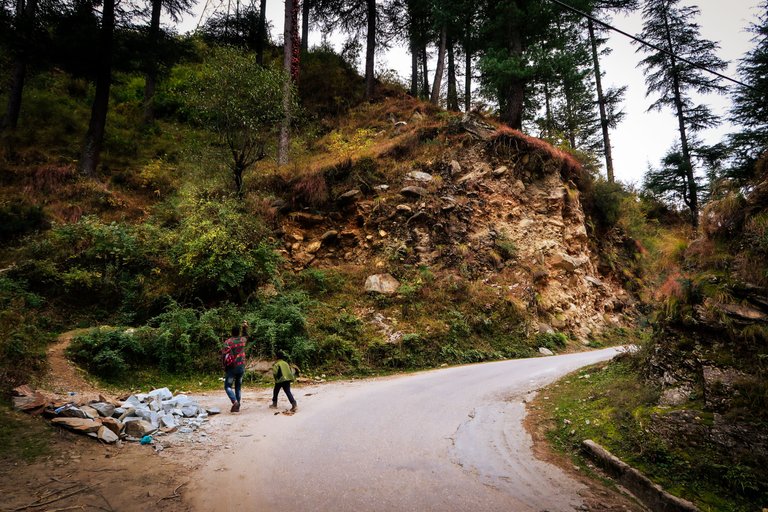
[156,482,187,505]
[12,486,92,511]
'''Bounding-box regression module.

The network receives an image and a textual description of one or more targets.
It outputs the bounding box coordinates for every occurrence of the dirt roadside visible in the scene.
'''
[524,399,647,511]
[1,331,243,512]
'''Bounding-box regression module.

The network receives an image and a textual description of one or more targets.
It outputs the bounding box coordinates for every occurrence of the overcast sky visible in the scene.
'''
[180,1,762,185]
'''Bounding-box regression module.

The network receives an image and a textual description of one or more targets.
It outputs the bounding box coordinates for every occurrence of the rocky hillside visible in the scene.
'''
[272,112,634,343]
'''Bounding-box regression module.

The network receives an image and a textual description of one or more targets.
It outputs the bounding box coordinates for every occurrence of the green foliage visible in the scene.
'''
[181,46,292,193]
[68,327,146,377]
[245,292,315,368]
[293,268,345,296]
[299,45,365,118]
[328,128,376,159]
[541,359,767,511]
[589,179,627,230]
[173,197,279,293]
[0,277,49,390]
[494,231,517,261]
[534,331,568,351]
[0,200,47,242]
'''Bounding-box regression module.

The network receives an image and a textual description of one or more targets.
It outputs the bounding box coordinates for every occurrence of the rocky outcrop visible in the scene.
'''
[276,118,634,340]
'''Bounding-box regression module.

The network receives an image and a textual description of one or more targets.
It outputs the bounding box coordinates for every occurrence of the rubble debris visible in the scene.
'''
[12,385,47,414]
[14,385,216,447]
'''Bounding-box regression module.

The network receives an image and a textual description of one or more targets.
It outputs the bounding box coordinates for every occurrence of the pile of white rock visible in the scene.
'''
[23,387,220,444]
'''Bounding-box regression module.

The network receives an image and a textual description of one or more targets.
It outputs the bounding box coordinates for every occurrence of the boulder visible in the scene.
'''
[364,274,400,295]
[90,402,116,418]
[400,186,428,198]
[406,171,433,182]
[551,253,588,273]
[181,406,199,418]
[338,189,361,203]
[207,407,222,415]
[97,426,119,444]
[51,418,101,434]
[492,166,508,177]
[289,212,326,226]
[148,387,173,401]
[538,347,554,356]
[584,276,605,288]
[124,420,156,438]
[396,204,413,214]
[12,389,47,414]
[321,230,339,242]
[80,406,100,419]
[449,160,462,176]
[100,417,123,436]
[306,241,322,254]
[58,405,89,419]
[161,414,178,428]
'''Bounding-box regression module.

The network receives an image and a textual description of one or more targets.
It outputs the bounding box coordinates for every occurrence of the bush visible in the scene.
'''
[245,292,315,367]
[534,331,568,351]
[173,197,280,294]
[0,200,47,242]
[0,277,49,390]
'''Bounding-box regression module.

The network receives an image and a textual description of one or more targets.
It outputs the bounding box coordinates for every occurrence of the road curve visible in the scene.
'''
[188,347,627,512]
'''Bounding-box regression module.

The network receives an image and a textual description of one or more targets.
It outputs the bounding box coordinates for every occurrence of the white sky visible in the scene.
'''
[178,0,761,185]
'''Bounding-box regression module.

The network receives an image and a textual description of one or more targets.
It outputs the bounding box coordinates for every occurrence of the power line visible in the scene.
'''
[546,0,756,91]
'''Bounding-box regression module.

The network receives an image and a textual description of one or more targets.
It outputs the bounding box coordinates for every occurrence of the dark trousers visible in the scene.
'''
[225,366,244,403]
[272,381,296,405]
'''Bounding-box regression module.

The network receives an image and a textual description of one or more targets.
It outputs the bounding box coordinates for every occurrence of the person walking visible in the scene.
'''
[223,321,248,413]
[270,352,298,412]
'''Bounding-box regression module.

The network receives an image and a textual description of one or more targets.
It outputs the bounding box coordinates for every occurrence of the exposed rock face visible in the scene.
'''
[277,121,634,339]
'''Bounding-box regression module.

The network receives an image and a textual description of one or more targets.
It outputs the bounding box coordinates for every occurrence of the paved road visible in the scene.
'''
[189,347,628,512]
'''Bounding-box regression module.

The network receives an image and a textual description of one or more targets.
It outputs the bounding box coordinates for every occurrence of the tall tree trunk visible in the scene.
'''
[543,81,553,138]
[446,36,458,111]
[301,0,309,53]
[142,0,162,123]
[364,0,376,99]
[256,0,267,66]
[464,47,472,112]
[278,0,296,165]
[662,7,698,227]
[80,0,115,176]
[421,45,429,99]
[430,23,446,105]
[2,0,38,131]
[588,20,614,183]
[502,28,524,130]
[410,39,418,96]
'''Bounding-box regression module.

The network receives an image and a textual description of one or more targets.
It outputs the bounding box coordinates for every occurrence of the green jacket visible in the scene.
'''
[273,359,295,384]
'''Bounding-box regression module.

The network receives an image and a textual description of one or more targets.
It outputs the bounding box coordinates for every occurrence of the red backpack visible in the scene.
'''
[222,337,244,369]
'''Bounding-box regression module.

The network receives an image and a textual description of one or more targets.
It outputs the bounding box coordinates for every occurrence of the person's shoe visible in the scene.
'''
[290,403,297,412]
[230,401,240,412]
[269,402,277,409]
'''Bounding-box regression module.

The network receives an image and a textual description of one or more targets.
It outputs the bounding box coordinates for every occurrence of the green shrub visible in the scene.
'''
[534,331,568,351]
[0,200,47,242]
[245,292,315,367]
[0,277,50,390]
[173,197,280,294]
[67,327,146,378]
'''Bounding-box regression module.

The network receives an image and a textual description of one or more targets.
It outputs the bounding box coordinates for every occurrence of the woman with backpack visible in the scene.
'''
[222,321,248,412]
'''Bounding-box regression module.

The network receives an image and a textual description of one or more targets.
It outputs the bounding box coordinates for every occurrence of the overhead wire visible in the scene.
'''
[545,0,756,91]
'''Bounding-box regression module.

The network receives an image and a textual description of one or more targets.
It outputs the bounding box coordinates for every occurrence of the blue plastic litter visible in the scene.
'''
[140,435,153,445]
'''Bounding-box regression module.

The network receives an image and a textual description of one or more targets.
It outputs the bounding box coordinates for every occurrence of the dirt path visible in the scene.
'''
[1,331,223,512]
[39,329,103,399]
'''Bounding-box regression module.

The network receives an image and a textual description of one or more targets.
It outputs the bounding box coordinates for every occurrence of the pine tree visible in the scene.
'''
[636,0,728,227]
[729,1,768,182]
